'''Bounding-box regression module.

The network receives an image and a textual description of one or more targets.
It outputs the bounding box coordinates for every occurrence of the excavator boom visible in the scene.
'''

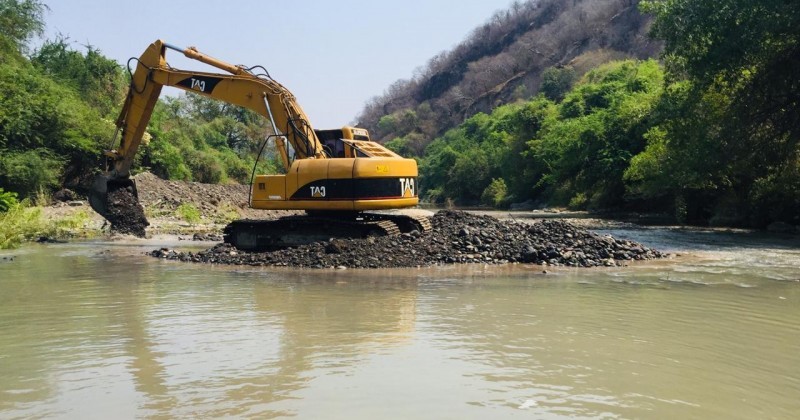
[90,40,425,246]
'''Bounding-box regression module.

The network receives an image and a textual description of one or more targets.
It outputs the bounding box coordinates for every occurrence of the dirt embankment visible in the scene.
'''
[132,172,298,223]
[46,172,298,237]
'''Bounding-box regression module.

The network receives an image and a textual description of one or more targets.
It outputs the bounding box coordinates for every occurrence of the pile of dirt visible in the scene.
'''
[105,185,149,237]
[150,210,665,269]
[132,172,295,221]
[133,172,248,213]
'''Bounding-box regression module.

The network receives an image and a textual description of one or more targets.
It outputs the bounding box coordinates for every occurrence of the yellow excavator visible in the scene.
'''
[89,40,429,249]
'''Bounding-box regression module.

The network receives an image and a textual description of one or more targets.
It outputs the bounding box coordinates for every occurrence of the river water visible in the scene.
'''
[1,225,799,419]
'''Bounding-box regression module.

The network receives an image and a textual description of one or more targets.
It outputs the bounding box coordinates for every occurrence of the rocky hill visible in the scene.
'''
[357,0,660,150]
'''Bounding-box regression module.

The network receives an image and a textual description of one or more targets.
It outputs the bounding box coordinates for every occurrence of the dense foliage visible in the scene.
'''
[630,0,800,225]
[416,0,799,227]
[0,0,281,201]
[140,95,280,184]
[0,187,18,212]
[419,60,663,210]
[0,35,115,196]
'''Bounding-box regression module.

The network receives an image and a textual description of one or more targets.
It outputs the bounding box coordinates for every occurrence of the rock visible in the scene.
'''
[148,210,665,269]
[192,232,222,241]
[36,236,67,244]
[325,240,346,254]
[53,189,77,202]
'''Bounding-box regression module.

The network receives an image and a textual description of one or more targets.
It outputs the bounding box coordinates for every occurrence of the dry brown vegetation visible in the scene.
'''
[357,0,660,147]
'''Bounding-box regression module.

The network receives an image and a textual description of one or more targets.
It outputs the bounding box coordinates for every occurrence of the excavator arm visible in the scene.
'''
[90,40,421,243]
[109,39,325,179]
[90,39,328,218]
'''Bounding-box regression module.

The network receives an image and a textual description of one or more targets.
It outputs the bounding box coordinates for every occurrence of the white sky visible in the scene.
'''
[41,0,516,128]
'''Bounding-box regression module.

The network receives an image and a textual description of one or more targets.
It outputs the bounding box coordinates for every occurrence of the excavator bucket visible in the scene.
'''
[88,173,138,219]
[88,174,148,237]
[88,174,112,218]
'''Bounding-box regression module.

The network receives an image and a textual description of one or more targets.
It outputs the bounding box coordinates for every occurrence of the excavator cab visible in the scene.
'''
[315,129,347,157]
[315,127,372,158]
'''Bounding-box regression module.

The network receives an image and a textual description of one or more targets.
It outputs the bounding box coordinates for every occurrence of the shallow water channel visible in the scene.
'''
[1,225,799,419]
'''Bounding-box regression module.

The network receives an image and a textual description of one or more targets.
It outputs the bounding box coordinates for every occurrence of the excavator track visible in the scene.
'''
[384,213,433,234]
[223,213,430,251]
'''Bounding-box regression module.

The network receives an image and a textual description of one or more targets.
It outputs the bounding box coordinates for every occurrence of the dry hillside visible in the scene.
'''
[358,0,660,149]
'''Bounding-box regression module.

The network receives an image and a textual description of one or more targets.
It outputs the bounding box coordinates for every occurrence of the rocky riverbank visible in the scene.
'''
[150,210,665,269]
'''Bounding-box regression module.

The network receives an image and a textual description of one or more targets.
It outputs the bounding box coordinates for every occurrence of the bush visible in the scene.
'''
[187,151,223,184]
[0,150,62,197]
[143,136,192,181]
[568,192,588,210]
[540,66,576,101]
[220,152,250,183]
[176,202,201,224]
[0,201,44,249]
[0,188,19,212]
[424,187,445,204]
[481,178,508,208]
[0,187,18,212]
[0,201,93,249]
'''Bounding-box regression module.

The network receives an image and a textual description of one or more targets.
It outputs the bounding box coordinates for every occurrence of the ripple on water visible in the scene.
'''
[1,234,800,419]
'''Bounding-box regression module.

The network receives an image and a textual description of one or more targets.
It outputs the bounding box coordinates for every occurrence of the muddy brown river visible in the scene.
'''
[1,225,799,418]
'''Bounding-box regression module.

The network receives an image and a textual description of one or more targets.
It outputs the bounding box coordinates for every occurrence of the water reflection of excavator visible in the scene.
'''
[89,40,430,249]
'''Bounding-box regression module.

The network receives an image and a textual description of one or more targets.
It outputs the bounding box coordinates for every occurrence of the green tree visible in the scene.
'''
[0,56,114,195]
[0,0,46,53]
[529,60,664,208]
[539,66,576,101]
[32,37,127,115]
[639,0,800,225]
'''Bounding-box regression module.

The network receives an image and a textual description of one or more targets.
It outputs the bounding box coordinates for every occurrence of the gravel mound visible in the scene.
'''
[150,210,664,269]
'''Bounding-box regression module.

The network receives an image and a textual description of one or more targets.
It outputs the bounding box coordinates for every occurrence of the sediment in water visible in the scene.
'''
[150,210,665,269]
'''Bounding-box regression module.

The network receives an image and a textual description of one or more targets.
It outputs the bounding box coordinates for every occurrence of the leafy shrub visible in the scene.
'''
[568,192,588,210]
[143,135,192,181]
[187,151,223,184]
[540,66,576,101]
[423,187,444,204]
[176,203,201,224]
[481,178,508,208]
[0,187,18,212]
[0,201,94,249]
[0,150,62,197]
[220,152,250,183]
[0,201,44,249]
